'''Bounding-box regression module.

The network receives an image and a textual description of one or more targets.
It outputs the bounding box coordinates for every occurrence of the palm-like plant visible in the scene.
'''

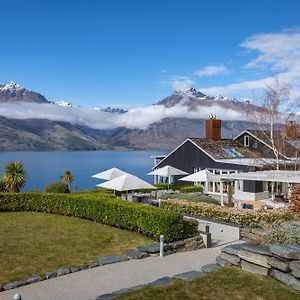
[3,161,26,193]
[61,169,74,191]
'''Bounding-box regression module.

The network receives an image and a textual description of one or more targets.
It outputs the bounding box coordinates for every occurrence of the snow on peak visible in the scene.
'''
[56,100,73,107]
[0,82,23,91]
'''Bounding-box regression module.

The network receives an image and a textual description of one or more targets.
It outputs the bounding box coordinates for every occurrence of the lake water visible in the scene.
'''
[0,151,167,191]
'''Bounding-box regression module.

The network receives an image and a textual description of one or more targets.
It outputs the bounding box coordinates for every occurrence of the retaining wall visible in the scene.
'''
[217,243,300,292]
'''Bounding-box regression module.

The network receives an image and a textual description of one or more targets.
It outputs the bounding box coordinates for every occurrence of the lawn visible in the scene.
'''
[0,212,152,283]
[115,267,300,300]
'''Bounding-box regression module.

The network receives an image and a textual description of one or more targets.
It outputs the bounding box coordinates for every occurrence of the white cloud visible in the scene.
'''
[194,65,228,77]
[161,76,195,91]
[199,29,300,100]
[0,102,245,130]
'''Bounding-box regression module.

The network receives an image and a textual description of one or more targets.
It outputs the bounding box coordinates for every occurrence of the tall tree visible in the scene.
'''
[247,77,292,170]
[3,161,26,192]
[61,169,74,191]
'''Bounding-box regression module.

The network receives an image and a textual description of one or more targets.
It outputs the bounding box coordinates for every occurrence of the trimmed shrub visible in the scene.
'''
[154,184,203,193]
[44,182,70,193]
[0,193,198,242]
[264,222,300,245]
[161,199,294,228]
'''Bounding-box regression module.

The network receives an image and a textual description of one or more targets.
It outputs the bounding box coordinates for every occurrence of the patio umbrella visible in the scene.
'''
[179,169,220,182]
[179,169,220,192]
[92,167,129,180]
[97,174,157,192]
[148,165,188,189]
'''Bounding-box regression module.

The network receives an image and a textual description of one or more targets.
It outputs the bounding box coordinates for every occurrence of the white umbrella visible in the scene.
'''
[148,165,188,189]
[179,169,220,193]
[92,167,129,180]
[97,174,157,192]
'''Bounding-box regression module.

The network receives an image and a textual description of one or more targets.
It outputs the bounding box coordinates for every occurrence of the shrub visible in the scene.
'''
[0,193,198,242]
[44,182,70,193]
[160,194,219,205]
[161,199,294,227]
[0,180,7,193]
[264,222,300,245]
[289,184,300,217]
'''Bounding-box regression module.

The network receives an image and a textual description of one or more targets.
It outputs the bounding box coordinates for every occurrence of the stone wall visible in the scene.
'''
[217,243,300,292]
[240,227,269,242]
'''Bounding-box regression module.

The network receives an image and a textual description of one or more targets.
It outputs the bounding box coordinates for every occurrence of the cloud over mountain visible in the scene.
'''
[0,101,244,130]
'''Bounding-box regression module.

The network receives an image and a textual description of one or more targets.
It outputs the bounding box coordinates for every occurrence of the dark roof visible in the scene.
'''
[190,138,262,160]
[240,130,300,158]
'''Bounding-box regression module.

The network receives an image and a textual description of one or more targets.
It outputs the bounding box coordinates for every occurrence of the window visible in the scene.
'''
[244,135,250,147]
[222,147,244,158]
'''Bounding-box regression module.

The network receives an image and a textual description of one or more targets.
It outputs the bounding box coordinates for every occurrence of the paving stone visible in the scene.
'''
[270,244,300,259]
[124,250,149,259]
[241,260,269,276]
[129,284,147,291]
[290,261,300,278]
[114,288,129,295]
[238,249,270,268]
[240,243,272,256]
[3,280,26,290]
[148,276,172,287]
[70,265,83,273]
[270,269,300,292]
[220,252,240,266]
[216,256,233,267]
[45,271,57,279]
[26,275,42,284]
[173,270,204,281]
[267,256,290,272]
[168,240,185,249]
[87,261,98,269]
[137,243,165,253]
[221,243,242,256]
[97,255,128,266]
[96,293,114,300]
[57,268,71,276]
[201,263,220,273]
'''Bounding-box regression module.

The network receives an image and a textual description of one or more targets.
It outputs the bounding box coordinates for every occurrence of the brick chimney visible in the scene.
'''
[286,121,298,140]
[206,114,221,140]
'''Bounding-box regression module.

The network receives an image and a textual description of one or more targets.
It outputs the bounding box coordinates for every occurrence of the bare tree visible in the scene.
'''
[247,77,292,170]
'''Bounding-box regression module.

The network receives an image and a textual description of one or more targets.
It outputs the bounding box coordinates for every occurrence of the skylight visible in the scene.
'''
[222,147,244,158]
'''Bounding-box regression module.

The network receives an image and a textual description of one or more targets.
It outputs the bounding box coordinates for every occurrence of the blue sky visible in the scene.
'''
[1,0,300,107]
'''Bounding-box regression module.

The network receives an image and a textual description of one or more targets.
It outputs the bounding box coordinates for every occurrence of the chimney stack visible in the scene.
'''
[286,121,298,140]
[206,114,221,140]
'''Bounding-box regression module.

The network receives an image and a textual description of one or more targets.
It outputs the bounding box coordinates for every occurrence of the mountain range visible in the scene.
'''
[0,82,255,151]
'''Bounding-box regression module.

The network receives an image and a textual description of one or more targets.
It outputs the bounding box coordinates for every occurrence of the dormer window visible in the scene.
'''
[244,135,250,147]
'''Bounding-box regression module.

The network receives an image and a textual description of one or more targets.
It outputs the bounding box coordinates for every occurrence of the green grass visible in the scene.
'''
[0,212,152,283]
[115,267,300,300]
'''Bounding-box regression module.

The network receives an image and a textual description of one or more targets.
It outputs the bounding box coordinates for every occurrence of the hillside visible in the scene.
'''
[0,82,257,151]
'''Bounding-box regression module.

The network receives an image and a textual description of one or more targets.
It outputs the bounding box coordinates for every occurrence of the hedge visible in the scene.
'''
[0,193,198,242]
[160,193,220,205]
[161,199,294,228]
[154,184,203,193]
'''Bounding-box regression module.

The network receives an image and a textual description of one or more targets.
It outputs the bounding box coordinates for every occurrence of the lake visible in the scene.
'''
[0,151,167,191]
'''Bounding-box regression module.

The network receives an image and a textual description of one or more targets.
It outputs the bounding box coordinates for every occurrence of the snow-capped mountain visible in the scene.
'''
[55,100,73,107]
[156,87,254,112]
[94,106,127,114]
[0,82,50,104]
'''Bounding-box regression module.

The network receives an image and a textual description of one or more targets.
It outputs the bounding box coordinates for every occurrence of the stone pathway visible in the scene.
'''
[1,243,237,300]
